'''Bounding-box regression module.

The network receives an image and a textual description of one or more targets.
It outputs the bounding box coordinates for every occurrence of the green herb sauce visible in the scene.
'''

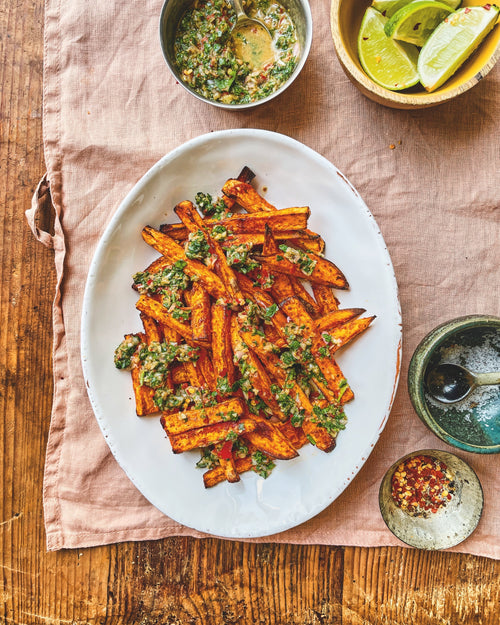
[174,0,299,105]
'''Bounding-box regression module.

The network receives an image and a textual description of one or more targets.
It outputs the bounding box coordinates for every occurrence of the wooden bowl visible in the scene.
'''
[330,0,500,108]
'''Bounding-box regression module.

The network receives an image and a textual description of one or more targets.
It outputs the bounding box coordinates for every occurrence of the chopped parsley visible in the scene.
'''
[162,292,191,321]
[195,192,231,221]
[278,244,317,276]
[185,229,210,261]
[252,451,275,479]
[114,335,141,370]
[133,260,190,294]
[196,447,219,470]
[225,243,260,274]
[263,303,279,322]
[211,224,229,241]
[311,402,347,436]
[138,341,199,389]
[217,375,234,397]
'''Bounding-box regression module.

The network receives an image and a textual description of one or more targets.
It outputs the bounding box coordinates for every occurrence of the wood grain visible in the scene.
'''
[1,1,499,624]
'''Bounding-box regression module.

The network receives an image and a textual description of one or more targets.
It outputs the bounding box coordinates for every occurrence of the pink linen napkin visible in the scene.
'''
[27,0,500,555]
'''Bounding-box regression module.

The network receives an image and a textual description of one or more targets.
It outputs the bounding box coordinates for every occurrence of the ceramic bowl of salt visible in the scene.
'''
[408,315,500,454]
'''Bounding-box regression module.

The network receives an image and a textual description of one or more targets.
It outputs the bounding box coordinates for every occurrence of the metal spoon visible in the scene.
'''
[228,0,274,69]
[425,362,500,404]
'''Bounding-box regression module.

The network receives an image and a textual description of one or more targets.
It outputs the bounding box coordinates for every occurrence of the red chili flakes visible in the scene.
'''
[391,455,455,517]
[465,7,471,12]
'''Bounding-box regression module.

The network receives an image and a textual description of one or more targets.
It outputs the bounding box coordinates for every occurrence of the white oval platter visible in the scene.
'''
[81,129,402,538]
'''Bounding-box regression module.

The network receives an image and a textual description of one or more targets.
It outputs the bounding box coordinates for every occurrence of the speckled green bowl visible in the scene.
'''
[408,315,500,454]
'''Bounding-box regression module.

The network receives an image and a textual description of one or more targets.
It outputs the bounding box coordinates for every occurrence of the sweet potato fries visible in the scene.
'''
[114,168,375,487]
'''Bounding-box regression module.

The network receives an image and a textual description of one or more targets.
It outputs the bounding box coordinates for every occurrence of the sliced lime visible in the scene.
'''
[385,1,453,46]
[358,7,420,90]
[418,5,500,91]
[372,0,461,19]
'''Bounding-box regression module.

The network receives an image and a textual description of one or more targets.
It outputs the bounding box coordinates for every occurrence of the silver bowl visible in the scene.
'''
[159,0,313,109]
[379,449,484,550]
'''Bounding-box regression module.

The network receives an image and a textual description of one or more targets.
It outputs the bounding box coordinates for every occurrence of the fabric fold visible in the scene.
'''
[35,0,500,557]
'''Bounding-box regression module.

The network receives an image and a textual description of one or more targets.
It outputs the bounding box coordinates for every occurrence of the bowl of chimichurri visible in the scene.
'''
[160,0,312,108]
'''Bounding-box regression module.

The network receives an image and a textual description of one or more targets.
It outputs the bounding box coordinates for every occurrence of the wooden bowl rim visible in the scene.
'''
[330,0,500,108]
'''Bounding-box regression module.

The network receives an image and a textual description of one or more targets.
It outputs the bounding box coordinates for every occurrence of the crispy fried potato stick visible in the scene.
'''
[217,453,241,483]
[140,312,162,344]
[131,367,158,416]
[320,316,376,351]
[275,420,308,450]
[194,348,217,392]
[221,166,256,211]
[290,280,321,316]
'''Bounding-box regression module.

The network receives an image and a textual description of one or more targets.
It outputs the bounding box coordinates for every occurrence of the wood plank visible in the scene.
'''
[343,547,500,624]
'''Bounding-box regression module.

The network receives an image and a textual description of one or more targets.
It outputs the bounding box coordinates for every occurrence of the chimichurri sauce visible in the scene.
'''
[174,0,299,105]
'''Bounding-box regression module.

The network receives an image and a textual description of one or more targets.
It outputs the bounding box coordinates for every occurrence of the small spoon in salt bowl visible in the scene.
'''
[425,362,500,404]
[228,0,275,69]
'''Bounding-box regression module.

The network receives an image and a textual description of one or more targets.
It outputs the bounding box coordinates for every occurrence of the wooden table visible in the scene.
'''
[2,2,499,623]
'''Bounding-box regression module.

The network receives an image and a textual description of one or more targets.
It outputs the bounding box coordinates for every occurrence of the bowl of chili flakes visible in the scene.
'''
[379,449,483,550]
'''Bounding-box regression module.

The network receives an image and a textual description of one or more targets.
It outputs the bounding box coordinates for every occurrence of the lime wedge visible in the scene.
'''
[358,7,420,90]
[372,0,461,19]
[385,1,453,46]
[418,5,500,91]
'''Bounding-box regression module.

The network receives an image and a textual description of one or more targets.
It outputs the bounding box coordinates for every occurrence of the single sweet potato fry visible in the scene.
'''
[290,280,321,316]
[203,456,253,488]
[189,282,211,342]
[136,294,205,347]
[131,365,158,416]
[160,397,245,435]
[168,418,256,453]
[218,453,240,483]
[141,226,226,299]
[275,420,308,450]
[243,416,299,460]
[175,200,245,306]
[140,312,162,344]
[302,418,336,453]
[319,316,376,352]
[257,249,349,288]
[211,302,235,386]
[222,179,276,213]
[194,348,217,392]
[311,284,340,314]
[315,308,365,333]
